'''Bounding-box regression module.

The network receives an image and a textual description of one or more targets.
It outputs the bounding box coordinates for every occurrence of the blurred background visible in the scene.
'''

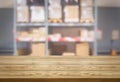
[0,0,120,55]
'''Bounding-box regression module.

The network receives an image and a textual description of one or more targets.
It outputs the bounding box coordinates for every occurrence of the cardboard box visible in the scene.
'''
[112,30,119,40]
[49,0,61,6]
[18,28,46,40]
[81,7,93,19]
[18,31,29,38]
[87,31,95,41]
[80,29,88,41]
[30,6,45,22]
[38,28,46,38]
[17,0,27,6]
[76,43,89,56]
[63,52,75,56]
[17,7,29,23]
[31,43,45,56]
[81,0,93,6]
[64,6,79,22]
[49,6,62,19]
[80,0,94,23]
[30,28,46,39]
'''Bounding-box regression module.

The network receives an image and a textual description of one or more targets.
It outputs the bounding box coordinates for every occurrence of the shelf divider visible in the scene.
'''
[14,0,17,56]
[48,23,95,27]
[45,0,49,56]
[94,0,98,56]
[17,23,45,27]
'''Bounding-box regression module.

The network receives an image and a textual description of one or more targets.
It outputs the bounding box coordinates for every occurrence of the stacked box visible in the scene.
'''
[38,28,46,38]
[80,29,88,41]
[17,31,31,41]
[88,30,95,41]
[49,0,62,21]
[30,43,45,56]
[80,0,94,23]
[64,6,79,22]
[62,52,75,56]
[49,0,61,6]
[80,29,95,42]
[17,7,29,23]
[112,30,119,40]
[17,0,27,6]
[49,6,62,19]
[30,28,46,40]
[76,43,89,56]
[18,28,46,41]
[30,6,45,22]
[81,7,93,18]
[19,31,29,37]
[81,0,93,6]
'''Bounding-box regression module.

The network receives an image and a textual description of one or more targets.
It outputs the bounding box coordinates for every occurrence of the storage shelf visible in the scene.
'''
[15,0,97,56]
[16,38,46,42]
[16,37,94,42]
[48,37,94,42]
[49,41,94,42]
[17,23,45,27]
[17,23,94,27]
[48,23,95,27]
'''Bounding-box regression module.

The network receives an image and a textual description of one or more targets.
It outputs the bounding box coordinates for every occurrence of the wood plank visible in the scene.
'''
[0,60,120,65]
[1,79,120,82]
[0,65,120,71]
[0,57,119,61]
[0,56,120,60]
[0,56,120,78]
[0,71,120,78]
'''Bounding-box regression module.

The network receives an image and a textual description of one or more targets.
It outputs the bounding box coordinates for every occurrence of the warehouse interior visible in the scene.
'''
[0,0,120,81]
[0,0,120,56]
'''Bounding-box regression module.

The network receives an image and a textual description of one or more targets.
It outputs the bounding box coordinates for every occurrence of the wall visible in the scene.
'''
[0,8,14,55]
[98,7,120,54]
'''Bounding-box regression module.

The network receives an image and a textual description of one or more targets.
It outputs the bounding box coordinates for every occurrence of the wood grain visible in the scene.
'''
[0,79,120,82]
[0,65,120,71]
[0,71,120,78]
[0,56,120,78]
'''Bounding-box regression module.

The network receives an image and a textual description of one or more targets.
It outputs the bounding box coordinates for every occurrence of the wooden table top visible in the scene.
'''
[0,56,120,78]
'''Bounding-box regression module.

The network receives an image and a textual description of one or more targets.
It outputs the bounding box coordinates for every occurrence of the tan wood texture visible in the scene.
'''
[0,56,120,78]
[0,79,120,82]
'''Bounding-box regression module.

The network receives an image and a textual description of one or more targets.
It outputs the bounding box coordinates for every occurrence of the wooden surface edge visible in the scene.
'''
[0,56,120,78]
